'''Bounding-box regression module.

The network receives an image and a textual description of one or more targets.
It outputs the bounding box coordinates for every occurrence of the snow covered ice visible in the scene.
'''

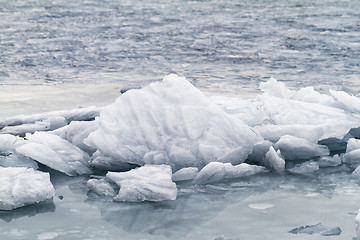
[274,135,330,161]
[264,146,285,173]
[2,74,360,240]
[106,164,177,202]
[16,131,92,176]
[85,74,262,171]
[0,167,55,210]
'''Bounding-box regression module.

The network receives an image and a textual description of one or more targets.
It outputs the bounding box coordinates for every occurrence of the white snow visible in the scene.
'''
[106,164,178,202]
[0,167,55,210]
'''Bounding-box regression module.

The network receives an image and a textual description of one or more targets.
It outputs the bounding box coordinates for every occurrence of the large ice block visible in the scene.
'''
[0,167,55,210]
[85,74,262,171]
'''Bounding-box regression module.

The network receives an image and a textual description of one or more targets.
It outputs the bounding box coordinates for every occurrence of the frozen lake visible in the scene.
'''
[1,0,360,239]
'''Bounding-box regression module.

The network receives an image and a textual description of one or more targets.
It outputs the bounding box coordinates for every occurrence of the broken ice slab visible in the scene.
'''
[289,223,341,236]
[343,149,360,166]
[52,120,98,154]
[172,167,199,182]
[106,164,178,202]
[0,154,38,169]
[321,227,342,236]
[263,146,285,173]
[0,167,55,210]
[193,162,267,184]
[287,161,319,175]
[275,135,329,161]
[16,132,92,176]
[246,140,272,165]
[0,134,38,169]
[258,78,360,141]
[87,178,117,197]
[0,116,67,137]
[318,155,342,168]
[0,106,99,130]
[329,89,360,113]
[85,74,262,171]
[347,138,360,153]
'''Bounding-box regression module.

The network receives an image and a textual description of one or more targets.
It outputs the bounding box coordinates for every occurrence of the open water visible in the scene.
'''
[1,0,359,94]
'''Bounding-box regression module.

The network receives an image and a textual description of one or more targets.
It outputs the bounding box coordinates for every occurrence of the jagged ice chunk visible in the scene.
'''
[85,74,261,171]
[106,165,177,202]
[264,146,285,173]
[275,135,329,161]
[16,132,92,176]
[0,167,55,210]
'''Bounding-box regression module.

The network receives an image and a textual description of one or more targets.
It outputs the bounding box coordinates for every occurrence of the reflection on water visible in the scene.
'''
[0,200,55,223]
[1,168,360,239]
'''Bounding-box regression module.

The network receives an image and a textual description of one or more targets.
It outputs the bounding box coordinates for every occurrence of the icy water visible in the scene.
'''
[1,0,360,94]
[1,0,360,239]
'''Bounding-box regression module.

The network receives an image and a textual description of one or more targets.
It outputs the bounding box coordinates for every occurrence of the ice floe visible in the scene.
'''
[2,74,360,209]
[287,160,320,175]
[289,223,341,236]
[0,167,55,210]
[16,132,92,176]
[106,165,177,202]
[274,135,330,161]
[172,167,199,182]
[318,155,342,168]
[0,134,38,169]
[193,162,267,184]
[87,178,117,197]
[0,106,99,130]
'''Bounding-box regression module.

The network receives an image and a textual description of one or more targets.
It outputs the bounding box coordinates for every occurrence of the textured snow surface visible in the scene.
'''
[0,167,55,210]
